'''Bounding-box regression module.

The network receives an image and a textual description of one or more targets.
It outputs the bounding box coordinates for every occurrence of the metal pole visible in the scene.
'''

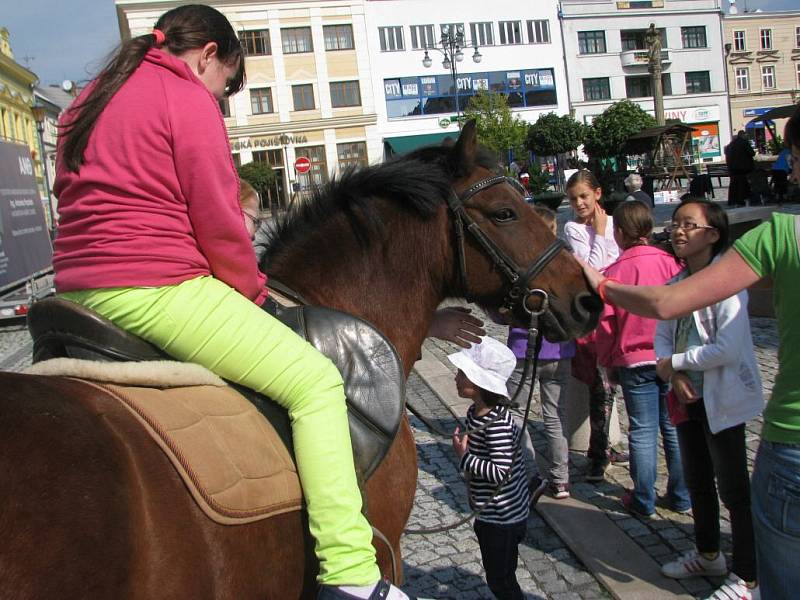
[34,122,55,234]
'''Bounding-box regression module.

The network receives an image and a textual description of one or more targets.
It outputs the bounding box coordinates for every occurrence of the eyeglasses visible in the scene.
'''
[665,222,716,234]
[243,211,262,230]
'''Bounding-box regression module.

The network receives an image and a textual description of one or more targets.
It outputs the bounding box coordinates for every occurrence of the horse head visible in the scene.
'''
[423,120,602,341]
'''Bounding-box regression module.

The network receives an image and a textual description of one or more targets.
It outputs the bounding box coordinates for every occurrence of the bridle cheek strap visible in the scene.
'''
[445,175,567,312]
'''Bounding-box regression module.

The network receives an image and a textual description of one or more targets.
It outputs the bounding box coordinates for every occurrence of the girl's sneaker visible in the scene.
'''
[549,482,570,499]
[661,550,727,579]
[704,574,760,600]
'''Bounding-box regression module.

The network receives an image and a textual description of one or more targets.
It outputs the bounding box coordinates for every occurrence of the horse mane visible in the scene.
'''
[263,144,500,260]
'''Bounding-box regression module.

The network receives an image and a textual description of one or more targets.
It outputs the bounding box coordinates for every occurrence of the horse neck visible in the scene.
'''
[269,204,456,374]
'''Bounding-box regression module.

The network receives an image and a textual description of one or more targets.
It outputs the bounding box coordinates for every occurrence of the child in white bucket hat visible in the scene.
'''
[449,336,531,600]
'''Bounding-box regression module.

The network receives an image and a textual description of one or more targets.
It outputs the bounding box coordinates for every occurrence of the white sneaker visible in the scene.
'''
[704,574,760,600]
[661,550,727,579]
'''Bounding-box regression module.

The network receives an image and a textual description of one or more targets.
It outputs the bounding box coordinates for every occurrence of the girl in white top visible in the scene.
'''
[564,170,620,269]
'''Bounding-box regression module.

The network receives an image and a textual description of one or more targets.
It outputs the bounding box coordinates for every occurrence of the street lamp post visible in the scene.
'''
[421,25,482,124]
[30,104,56,235]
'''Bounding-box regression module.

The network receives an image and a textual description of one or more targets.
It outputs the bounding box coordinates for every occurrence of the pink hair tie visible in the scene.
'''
[152,28,166,47]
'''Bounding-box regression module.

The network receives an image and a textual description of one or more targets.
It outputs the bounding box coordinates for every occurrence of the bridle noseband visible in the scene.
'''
[445,174,567,316]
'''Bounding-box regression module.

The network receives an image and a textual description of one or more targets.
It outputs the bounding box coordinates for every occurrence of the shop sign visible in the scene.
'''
[231,134,308,151]
[662,105,720,124]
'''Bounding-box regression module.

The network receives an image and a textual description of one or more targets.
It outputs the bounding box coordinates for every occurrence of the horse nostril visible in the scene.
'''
[574,291,603,321]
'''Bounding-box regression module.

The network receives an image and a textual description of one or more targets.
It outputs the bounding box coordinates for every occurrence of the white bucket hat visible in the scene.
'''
[447,336,516,398]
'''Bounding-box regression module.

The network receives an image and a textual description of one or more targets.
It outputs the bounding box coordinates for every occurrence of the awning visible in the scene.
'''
[746,104,798,127]
[384,132,457,155]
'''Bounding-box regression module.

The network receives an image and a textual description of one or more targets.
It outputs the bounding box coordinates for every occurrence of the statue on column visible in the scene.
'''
[645,23,661,67]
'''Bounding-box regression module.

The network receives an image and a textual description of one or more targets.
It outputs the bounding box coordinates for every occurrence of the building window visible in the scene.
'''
[323,25,354,51]
[498,21,523,45]
[681,26,707,49]
[241,29,271,56]
[621,28,666,50]
[625,74,672,98]
[219,98,230,117]
[282,27,313,54]
[735,67,749,92]
[330,81,361,107]
[378,26,404,51]
[292,84,315,111]
[250,88,274,114]
[410,24,436,49]
[470,22,494,46]
[527,20,550,44]
[797,63,800,87]
[796,26,800,48]
[761,65,775,89]
[760,29,773,50]
[337,142,368,170]
[296,145,328,187]
[578,31,606,54]
[685,71,711,94]
[583,77,610,100]
[733,30,746,52]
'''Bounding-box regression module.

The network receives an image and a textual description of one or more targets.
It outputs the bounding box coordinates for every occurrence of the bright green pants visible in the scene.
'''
[61,276,378,585]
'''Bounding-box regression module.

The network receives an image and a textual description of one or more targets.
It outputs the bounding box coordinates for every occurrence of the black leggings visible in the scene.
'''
[474,519,527,600]
[678,401,756,581]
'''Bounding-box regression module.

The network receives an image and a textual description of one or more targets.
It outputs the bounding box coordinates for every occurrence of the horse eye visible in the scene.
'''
[492,208,517,223]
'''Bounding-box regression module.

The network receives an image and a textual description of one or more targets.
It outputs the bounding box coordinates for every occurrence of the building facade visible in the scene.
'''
[364,0,570,157]
[0,28,49,214]
[560,0,731,162]
[723,6,800,149]
[117,0,380,210]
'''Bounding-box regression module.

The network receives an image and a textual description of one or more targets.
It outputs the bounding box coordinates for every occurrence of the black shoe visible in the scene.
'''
[317,579,418,600]
[586,461,607,482]
[608,448,629,467]
[529,475,548,507]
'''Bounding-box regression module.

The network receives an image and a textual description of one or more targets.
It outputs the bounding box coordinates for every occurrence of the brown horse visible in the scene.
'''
[0,122,600,599]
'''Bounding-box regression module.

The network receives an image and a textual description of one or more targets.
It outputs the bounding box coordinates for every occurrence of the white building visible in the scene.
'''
[559,0,732,162]
[363,0,570,157]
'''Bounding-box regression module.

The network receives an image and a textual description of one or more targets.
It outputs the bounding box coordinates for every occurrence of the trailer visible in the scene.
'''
[0,140,54,320]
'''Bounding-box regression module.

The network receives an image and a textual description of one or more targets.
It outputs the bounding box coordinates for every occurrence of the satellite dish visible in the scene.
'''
[61,80,74,92]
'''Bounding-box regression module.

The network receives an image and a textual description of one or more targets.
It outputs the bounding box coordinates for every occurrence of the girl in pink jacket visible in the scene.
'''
[595,200,689,517]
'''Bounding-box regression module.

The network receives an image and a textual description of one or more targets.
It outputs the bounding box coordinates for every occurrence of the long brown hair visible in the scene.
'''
[613,200,653,246]
[60,4,245,173]
[565,169,602,194]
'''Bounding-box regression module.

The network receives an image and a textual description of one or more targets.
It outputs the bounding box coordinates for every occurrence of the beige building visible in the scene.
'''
[116,0,379,210]
[723,6,800,149]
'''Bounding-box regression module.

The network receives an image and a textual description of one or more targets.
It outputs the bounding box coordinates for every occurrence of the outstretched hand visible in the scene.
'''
[577,258,604,293]
[452,426,469,458]
[428,307,486,348]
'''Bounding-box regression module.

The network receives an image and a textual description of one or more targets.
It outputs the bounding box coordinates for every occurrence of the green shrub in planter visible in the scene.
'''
[533,191,566,211]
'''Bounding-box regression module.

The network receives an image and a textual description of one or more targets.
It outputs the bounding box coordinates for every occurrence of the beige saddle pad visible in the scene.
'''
[91,381,303,525]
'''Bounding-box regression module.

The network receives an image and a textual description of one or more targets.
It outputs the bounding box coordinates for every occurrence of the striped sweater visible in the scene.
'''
[459,404,530,525]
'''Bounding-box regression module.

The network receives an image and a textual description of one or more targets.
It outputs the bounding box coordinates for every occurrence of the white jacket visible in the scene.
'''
[654,269,764,434]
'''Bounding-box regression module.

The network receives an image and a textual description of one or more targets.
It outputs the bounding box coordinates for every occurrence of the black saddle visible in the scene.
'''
[27,297,405,482]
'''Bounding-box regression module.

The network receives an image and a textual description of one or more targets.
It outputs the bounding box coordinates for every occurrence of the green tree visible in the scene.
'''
[526,112,586,157]
[463,90,528,162]
[583,100,656,166]
[237,161,277,201]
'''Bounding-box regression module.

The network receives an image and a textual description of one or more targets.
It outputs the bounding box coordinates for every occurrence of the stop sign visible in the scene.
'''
[294,156,311,174]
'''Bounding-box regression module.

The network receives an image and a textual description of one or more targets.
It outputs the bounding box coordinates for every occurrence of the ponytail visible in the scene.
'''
[60,4,244,173]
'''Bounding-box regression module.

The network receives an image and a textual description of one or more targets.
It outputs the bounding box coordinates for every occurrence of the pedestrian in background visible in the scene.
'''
[623,174,654,209]
[507,205,575,500]
[450,337,530,600]
[595,201,689,518]
[564,169,627,482]
[724,130,755,207]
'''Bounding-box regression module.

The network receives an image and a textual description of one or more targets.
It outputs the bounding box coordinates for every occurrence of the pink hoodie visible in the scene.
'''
[53,49,267,305]
[595,245,682,368]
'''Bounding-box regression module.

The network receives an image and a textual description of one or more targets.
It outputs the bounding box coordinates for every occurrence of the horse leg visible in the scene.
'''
[365,418,418,585]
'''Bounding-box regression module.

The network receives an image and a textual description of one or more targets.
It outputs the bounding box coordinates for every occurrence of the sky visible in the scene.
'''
[2,0,799,87]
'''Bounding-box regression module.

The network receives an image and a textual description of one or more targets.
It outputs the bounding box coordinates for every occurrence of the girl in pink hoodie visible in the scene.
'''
[595,201,689,517]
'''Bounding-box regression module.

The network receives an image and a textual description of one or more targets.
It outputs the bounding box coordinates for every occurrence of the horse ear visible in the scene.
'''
[450,120,478,173]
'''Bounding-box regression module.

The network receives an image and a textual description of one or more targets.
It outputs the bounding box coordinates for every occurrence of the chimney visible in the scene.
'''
[729,0,738,15]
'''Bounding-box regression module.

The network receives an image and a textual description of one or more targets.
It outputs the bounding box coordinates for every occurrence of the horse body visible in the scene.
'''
[0,123,600,598]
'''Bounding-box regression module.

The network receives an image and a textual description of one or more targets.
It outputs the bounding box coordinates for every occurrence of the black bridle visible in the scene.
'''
[445,174,568,316]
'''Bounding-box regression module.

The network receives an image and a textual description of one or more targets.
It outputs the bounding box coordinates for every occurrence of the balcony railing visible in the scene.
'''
[620,49,671,68]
